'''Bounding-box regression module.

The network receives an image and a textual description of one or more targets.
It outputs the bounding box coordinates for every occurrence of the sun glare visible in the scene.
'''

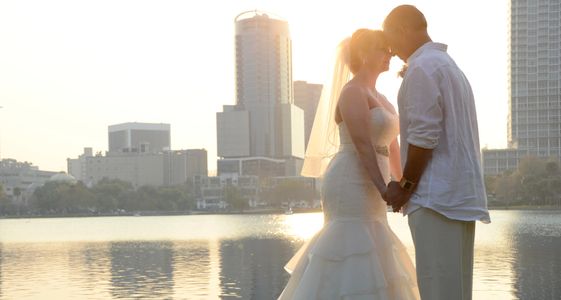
[283,212,324,240]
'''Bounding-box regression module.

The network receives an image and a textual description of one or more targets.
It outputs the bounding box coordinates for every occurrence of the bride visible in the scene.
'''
[278,29,420,299]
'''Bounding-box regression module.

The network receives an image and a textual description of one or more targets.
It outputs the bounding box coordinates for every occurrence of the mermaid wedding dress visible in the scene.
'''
[278,107,420,300]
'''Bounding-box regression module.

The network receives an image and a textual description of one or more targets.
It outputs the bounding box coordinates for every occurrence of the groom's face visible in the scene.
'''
[383,26,407,62]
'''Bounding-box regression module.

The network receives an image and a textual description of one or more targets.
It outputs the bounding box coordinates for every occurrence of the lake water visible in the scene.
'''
[0,210,560,299]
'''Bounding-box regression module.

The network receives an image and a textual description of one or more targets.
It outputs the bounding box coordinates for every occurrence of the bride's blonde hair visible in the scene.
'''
[348,29,389,74]
[301,29,390,178]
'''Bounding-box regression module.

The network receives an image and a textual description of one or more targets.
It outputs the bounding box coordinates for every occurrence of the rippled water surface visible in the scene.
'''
[0,210,560,299]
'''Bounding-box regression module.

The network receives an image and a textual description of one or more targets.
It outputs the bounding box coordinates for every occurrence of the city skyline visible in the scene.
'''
[0,0,508,172]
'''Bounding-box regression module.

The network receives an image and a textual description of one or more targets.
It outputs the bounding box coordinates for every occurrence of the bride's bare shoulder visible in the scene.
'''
[341,80,362,92]
[339,82,367,103]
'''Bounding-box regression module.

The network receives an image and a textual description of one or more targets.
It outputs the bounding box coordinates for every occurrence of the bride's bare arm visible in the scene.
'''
[389,138,402,180]
[338,86,387,194]
[377,94,402,180]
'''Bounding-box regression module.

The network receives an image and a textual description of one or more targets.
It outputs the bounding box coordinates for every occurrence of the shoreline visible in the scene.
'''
[488,206,561,211]
[0,207,323,220]
[0,206,558,220]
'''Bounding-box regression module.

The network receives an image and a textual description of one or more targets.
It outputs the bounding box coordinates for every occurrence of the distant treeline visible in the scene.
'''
[485,156,561,207]
[0,178,195,216]
[0,177,319,217]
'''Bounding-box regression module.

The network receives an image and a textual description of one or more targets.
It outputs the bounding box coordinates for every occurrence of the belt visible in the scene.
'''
[374,145,390,157]
[338,144,389,157]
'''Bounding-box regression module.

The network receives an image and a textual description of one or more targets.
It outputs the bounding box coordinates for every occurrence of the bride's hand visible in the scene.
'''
[380,185,389,204]
[385,181,411,212]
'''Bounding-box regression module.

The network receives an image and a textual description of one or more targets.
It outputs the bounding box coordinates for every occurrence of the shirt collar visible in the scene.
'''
[406,42,448,64]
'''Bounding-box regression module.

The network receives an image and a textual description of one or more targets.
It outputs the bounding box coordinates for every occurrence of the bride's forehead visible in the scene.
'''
[369,39,390,50]
[371,33,390,48]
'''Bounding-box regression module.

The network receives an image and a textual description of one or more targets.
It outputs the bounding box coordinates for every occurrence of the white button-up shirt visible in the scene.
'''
[399,42,490,223]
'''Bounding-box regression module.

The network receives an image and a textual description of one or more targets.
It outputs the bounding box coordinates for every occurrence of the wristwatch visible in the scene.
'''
[399,177,417,193]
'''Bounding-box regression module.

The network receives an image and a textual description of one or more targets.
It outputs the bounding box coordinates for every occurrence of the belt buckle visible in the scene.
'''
[375,145,389,157]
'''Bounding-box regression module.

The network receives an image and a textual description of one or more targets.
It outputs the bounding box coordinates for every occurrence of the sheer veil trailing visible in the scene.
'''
[301,38,352,178]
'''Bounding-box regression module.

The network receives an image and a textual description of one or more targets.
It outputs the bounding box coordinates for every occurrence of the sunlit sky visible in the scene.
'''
[0,0,508,172]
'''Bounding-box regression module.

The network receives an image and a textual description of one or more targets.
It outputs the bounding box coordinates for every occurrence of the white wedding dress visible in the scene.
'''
[278,107,420,300]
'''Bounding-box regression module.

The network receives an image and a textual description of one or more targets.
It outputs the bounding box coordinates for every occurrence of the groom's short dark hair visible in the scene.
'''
[383,5,427,32]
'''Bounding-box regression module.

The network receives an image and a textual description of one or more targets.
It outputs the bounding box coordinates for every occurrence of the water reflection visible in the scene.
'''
[68,243,112,298]
[511,211,561,299]
[471,211,517,299]
[171,240,217,299]
[0,243,112,299]
[0,211,559,299]
[219,238,298,299]
[0,245,3,299]
[109,241,174,299]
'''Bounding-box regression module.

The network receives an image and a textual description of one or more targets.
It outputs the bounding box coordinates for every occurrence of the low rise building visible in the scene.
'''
[0,159,58,204]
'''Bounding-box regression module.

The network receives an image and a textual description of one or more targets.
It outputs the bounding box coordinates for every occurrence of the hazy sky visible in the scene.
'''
[0,0,508,172]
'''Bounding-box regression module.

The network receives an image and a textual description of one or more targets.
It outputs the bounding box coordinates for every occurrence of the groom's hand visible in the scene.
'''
[385,181,412,212]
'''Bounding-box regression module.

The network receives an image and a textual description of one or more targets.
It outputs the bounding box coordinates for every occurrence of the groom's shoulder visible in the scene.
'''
[412,51,454,75]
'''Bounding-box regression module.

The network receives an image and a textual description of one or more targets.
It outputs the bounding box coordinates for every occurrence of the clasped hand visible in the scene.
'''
[382,181,412,213]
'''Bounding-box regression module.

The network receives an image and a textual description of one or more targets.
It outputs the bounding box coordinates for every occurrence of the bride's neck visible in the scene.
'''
[354,70,379,90]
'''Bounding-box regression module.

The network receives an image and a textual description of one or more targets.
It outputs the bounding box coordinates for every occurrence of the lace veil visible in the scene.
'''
[301,38,352,178]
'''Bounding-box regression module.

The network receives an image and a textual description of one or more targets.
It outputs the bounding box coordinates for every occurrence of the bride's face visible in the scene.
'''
[365,45,392,73]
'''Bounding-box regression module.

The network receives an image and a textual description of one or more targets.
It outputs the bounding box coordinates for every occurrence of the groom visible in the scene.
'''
[382,5,490,300]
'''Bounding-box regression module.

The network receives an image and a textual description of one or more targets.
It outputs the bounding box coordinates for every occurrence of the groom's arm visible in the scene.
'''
[385,144,432,212]
[385,67,442,211]
[402,144,433,189]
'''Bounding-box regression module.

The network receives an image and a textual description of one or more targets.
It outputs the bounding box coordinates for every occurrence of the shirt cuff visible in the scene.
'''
[406,135,439,149]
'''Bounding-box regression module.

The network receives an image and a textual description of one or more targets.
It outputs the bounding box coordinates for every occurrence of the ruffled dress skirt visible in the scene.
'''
[278,151,420,300]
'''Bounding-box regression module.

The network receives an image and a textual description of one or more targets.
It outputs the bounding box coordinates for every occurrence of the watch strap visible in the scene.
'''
[399,177,417,192]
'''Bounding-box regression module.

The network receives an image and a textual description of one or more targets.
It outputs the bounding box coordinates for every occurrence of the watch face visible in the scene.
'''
[400,179,415,191]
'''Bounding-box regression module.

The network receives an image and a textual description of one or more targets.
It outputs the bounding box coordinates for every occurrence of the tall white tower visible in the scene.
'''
[216,11,304,176]
[233,11,302,159]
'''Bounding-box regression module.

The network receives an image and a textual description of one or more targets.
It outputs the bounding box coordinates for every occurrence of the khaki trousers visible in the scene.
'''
[408,207,475,300]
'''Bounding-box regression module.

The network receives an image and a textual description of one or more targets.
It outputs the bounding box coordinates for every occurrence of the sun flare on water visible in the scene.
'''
[282,212,324,240]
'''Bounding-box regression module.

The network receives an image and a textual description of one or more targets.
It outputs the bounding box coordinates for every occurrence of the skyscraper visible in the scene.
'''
[508,0,561,155]
[217,11,305,176]
[483,0,561,175]
[294,81,323,148]
[234,11,294,158]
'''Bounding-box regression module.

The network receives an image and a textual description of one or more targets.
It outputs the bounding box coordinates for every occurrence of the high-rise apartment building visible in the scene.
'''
[483,0,561,175]
[234,11,294,158]
[217,11,305,176]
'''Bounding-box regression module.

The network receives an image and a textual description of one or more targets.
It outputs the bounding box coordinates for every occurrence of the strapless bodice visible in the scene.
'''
[338,107,399,150]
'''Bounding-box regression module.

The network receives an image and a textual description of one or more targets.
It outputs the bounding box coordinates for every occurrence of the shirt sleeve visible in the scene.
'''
[402,67,443,149]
